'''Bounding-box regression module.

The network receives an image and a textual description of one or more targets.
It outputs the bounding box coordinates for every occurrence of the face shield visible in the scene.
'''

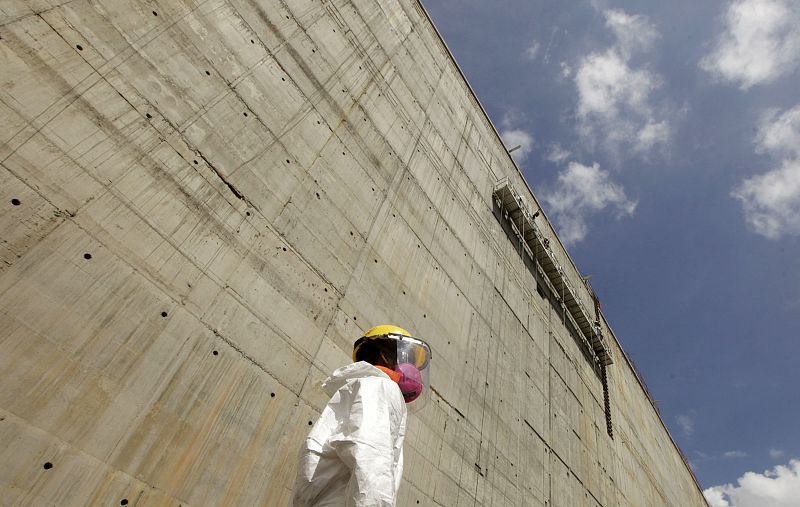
[353,333,432,411]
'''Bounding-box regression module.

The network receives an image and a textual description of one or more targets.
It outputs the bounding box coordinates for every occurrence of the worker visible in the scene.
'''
[291,325,432,506]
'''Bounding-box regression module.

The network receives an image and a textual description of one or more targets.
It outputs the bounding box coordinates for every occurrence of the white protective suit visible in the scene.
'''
[291,361,408,507]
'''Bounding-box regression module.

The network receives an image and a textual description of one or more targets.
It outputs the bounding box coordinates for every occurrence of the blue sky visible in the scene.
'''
[422,0,800,504]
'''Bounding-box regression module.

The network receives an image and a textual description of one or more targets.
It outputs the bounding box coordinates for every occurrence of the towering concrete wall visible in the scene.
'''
[0,0,707,505]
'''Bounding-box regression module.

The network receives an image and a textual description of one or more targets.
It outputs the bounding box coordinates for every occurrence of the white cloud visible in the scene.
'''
[636,120,670,154]
[574,10,670,157]
[576,51,654,117]
[706,487,732,507]
[525,41,541,60]
[724,451,749,459]
[500,112,534,163]
[755,107,800,157]
[704,459,800,507]
[542,162,637,245]
[701,0,800,90]
[772,449,787,459]
[547,144,572,165]
[605,9,659,57]
[560,61,572,79]
[732,105,800,239]
[501,129,534,163]
[677,414,695,436]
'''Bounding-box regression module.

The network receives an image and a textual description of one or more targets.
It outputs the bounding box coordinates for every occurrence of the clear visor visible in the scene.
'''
[353,334,432,412]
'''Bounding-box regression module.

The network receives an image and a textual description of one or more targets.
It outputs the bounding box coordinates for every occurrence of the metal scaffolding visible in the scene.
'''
[493,176,614,366]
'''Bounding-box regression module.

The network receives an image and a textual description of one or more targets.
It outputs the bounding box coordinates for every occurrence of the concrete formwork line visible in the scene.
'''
[2,59,335,401]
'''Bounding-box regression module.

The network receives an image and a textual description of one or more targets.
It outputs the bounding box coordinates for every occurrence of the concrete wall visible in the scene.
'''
[0,0,707,505]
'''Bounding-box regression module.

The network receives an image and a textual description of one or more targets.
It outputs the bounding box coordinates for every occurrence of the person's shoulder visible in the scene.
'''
[358,376,405,407]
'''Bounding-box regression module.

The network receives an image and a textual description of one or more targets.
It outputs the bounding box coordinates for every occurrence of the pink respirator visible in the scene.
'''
[396,363,424,403]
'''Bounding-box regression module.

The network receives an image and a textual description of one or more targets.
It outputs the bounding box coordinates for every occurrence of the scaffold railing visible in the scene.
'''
[493,176,614,366]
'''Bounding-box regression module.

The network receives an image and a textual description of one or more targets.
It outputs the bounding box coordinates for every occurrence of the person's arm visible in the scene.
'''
[329,376,405,507]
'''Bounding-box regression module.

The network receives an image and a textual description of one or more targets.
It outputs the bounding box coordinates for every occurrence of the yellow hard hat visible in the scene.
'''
[363,324,412,339]
[353,324,429,370]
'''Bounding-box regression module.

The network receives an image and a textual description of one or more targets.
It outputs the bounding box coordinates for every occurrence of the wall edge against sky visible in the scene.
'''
[415,0,708,499]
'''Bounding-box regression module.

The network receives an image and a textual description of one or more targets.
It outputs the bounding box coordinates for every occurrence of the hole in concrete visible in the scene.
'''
[83,253,92,260]
[353,316,357,321]
[205,70,210,76]
[282,247,287,252]
[324,288,327,292]
[251,39,255,44]
[312,49,316,53]
[146,113,152,119]
[160,311,168,318]
[349,231,353,236]
[76,44,83,51]
[121,500,129,506]
[246,211,251,216]
[316,120,321,124]
[315,192,320,199]
[342,152,346,156]
[193,160,198,164]
[281,77,285,81]
[212,350,218,356]
[423,314,426,318]
[402,291,406,295]
[11,198,21,206]
[43,462,53,470]
[270,392,275,397]
[243,112,248,117]
[152,10,158,16]
[308,421,312,425]
[286,159,290,164]
[374,259,377,263]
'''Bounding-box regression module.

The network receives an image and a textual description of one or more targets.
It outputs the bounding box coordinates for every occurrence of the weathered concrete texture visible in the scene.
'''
[0,0,706,505]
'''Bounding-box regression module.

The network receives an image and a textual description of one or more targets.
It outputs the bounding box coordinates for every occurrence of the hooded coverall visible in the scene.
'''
[291,361,408,506]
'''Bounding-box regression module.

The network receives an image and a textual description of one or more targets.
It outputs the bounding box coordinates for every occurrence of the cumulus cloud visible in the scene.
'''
[701,0,800,90]
[732,105,800,239]
[677,414,695,437]
[704,459,800,507]
[755,106,800,158]
[541,162,637,245]
[500,112,534,163]
[575,9,670,157]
